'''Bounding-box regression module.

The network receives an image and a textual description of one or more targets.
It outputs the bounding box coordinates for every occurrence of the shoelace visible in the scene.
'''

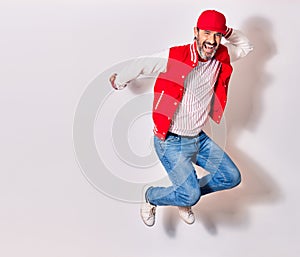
[180,207,193,216]
[187,209,193,217]
[144,204,156,220]
[149,206,156,217]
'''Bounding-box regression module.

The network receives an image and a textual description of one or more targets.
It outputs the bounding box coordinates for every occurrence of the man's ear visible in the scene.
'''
[193,27,199,39]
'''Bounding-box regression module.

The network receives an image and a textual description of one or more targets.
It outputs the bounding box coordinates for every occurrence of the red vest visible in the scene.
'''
[152,40,233,140]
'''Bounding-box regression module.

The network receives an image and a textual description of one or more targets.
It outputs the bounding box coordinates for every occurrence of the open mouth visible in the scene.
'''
[203,42,216,54]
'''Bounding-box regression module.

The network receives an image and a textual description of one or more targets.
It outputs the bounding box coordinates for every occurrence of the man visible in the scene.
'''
[109,10,253,226]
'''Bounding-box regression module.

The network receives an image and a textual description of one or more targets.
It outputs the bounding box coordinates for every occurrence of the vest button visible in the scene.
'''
[181,75,185,79]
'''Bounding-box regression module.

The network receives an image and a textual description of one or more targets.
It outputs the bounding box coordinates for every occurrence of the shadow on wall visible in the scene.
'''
[162,16,282,237]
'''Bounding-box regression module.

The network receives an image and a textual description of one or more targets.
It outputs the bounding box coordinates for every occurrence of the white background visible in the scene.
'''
[1,0,300,256]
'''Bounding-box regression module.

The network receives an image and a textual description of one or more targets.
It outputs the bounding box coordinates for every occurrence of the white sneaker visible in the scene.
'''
[140,187,156,227]
[140,202,156,227]
[178,206,195,224]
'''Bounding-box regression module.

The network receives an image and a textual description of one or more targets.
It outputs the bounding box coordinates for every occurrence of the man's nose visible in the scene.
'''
[207,34,216,44]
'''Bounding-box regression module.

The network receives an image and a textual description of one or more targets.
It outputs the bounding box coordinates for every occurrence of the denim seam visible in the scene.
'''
[196,154,227,188]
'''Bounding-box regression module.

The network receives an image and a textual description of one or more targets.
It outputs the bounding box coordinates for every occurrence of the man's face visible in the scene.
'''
[194,28,222,60]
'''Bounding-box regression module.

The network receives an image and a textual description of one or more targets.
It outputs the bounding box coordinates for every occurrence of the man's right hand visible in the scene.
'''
[109,73,118,90]
[109,73,128,90]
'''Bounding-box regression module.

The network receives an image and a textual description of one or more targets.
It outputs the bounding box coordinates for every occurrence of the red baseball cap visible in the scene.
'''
[197,10,227,35]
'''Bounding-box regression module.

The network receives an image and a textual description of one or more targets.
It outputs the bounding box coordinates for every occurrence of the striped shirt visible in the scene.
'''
[113,30,253,136]
[169,59,221,136]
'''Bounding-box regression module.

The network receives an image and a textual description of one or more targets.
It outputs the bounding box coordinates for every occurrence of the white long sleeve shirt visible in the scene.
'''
[114,30,253,136]
[114,30,253,88]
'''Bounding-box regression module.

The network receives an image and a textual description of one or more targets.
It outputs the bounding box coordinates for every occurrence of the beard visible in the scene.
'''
[198,41,218,60]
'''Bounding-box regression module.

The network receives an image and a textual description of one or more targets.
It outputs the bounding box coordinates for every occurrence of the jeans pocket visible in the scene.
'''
[154,134,180,159]
[165,134,181,143]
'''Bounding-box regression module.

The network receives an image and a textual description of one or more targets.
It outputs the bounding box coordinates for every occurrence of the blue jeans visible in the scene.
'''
[147,131,241,207]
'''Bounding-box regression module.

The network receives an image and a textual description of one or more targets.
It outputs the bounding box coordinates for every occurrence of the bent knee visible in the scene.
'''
[179,187,201,206]
[230,168,241,188]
